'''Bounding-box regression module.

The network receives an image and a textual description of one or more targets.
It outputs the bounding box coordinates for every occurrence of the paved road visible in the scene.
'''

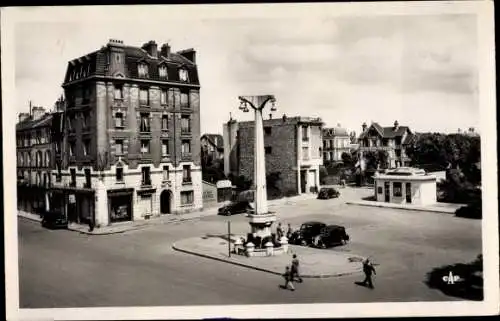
[18,195,482,308]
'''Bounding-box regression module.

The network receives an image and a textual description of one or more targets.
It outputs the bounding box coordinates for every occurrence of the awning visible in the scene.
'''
[108,188,134,197]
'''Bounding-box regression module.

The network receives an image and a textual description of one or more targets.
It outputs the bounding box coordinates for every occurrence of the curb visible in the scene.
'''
[346,202,457,214]
[18,214,42,223]
[172,243,363,279]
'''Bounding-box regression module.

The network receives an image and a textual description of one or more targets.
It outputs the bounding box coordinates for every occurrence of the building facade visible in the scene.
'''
[16,105,63,213]
[374,167,437,206]
[200,134,224,165]
[358,121,415,168]
[322,124,351,163]
[224,115,324,195]
[51,39,202,227]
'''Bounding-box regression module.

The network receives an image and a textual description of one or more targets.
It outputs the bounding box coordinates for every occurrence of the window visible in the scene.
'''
[181,115,191,133]
[181,140,191,155]
[67,116,73,132]
[377,187,383,194]
[160,89,167,105]
[167,88,174,106]
[83,87,90,103]
[302,125,309,141]
[115,139,123,155]
[114,85,123,100]
[138,64,149,78]
[84,168,91,188]
[56,164,62,182]
[180,92,189,108]
[82,112,89,130]
[162,166,169,181]
[159,65,168,78]
[265,146,272,154]
[161,115,168,130]
[264,127,272,135]
[181,191,194,205]
[70,168,76,187]
[139,88,149,105]
[182,165,191,183]
[393,182,402,197]
[45,151,50,167]
[83,139,90,156]
[140,114,150,132]
[161,140,169,156]
[302,147,309,160]
[116,167,124,182]
[141,167,151,186]
[179,69,189,82]
[140,140,150,154]
[115,112,124,128]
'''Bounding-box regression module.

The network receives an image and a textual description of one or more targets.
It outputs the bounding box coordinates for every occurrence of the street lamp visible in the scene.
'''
[237,95,277,240]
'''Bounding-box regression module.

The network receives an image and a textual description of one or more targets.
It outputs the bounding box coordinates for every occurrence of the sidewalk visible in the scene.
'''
[346,200,465,214]
[17,193,320,235]
[172,235,364,278]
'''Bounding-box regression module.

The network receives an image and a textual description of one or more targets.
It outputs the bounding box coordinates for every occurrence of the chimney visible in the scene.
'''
[177,48,196,64]
[337,123,341,127]
[160,43,171,58]
[282,114,287,122]
[32,106,46,120]
[269,113,273,120]
[362,122,367,132]
[107,39,124,48]
[394,120,399,130]
[142,40,158,58]
[18,113,30,123]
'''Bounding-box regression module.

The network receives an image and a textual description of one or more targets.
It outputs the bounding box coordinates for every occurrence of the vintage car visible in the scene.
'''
[312,225,350,248]
[289,221,327,246]
[218,201,253,216]
[41,210,68,229]
[317,187,340,200]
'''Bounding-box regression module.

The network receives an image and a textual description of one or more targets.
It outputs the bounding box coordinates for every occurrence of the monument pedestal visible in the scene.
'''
[248,213,276,238]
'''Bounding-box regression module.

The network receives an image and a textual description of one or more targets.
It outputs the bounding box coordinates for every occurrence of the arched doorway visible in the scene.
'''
[160,190,172,214]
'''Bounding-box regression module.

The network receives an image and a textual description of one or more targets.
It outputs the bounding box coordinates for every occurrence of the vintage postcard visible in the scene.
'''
[2,1,498,320]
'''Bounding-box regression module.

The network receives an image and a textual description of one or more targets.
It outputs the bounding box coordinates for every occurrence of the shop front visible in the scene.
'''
[108,188,134,223]
[50,187,95,225]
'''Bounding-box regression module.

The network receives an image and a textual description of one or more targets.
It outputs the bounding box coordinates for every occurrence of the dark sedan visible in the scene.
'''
[289,221,327,246]
[41,211,68,229]
[218,201,253,216]
[313,225,350,248]
[317,187,340,200]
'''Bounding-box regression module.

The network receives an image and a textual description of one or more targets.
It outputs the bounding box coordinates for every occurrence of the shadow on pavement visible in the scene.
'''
[424,254,483,301]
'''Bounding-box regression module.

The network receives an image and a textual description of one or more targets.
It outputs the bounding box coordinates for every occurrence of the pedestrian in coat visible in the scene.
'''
[291,254,303,283]
[361,258,376,288]
[286,223,293,239]
[282,266,295,291]
[277,223,284,239]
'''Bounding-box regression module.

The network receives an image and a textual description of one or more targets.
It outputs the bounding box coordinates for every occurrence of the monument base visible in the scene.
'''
[248,212,276,238]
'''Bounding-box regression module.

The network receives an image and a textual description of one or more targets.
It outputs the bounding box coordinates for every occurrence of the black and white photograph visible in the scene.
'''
[2,2,498,320]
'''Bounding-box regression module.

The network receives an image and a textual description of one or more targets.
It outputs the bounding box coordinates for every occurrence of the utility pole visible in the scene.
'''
[29,100,32,117]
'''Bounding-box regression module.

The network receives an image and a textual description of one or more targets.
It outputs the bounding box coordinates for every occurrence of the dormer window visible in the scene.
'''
[179,68,189,82]
[159,65,168,79]
[138,63,149,78]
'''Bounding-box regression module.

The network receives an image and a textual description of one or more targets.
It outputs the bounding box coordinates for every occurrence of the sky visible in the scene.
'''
[14,10,479,136]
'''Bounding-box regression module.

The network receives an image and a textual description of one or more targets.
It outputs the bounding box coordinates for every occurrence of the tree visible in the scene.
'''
[377,150,389,169]
[363,151,379,170]
[341,152,353,166]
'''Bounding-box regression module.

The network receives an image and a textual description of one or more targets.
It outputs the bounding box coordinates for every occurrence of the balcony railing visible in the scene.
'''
[141,179,152,187]
[182,177,192,184]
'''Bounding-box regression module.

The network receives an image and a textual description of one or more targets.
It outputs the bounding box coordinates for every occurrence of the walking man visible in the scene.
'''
[286,223,293,239]
[282,266,295,291]
[291,254,303,283]
[361,258,376,289]
[277,222,284,239]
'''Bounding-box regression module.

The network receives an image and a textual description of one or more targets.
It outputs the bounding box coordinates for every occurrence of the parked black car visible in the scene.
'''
[218,201,253,216]
[313,225,350,248]
[41,210,68,229]
[317,187,340,200]
[289,221,327,246]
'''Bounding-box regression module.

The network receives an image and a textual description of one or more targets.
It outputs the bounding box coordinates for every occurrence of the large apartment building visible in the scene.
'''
[322,124,351,162]
[224,115,324,195]
[358,121,415,168]
[16,102,64,214]
[51,39,202,227]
